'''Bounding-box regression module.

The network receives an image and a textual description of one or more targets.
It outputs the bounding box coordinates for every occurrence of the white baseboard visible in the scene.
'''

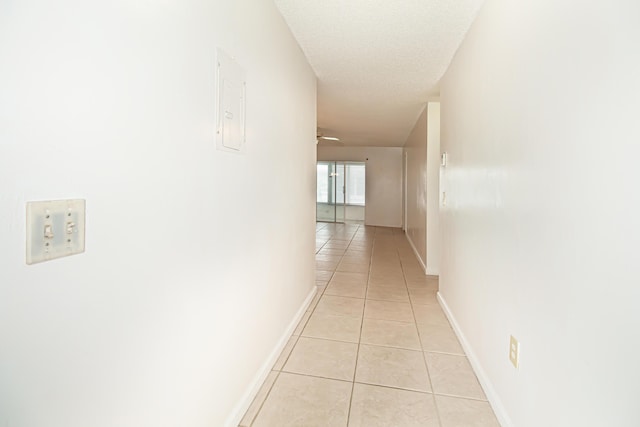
[224,286,318,427]
[437,292,514,427]
[404,232,427,274]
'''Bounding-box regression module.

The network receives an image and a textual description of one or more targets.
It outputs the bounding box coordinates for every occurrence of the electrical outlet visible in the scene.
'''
[509,335,520,368]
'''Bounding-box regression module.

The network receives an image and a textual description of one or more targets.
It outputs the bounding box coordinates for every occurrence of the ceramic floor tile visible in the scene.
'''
[349,246,372,251]
[347,246,372,253]
[399,264,424,271]
[292,311,312,336]
[418,322,464,355]
[315,254,343,263]
[239,370,279,427]
[316,270,334,282]
[252,372,352,427]
[324,242,350,249]
[408,288,439,305]
[400,261,418,269]
[402,268,431,280]
[406,278,439,290]
[325,281,367,298]
[355,344,431,392]
[413,304,449,326]
[348,383,439,427]
[436,395,501,427]
[366,285,410,303]
[307,292,322,312]
[372,244,397,251]
[318,248,347,256]
[316,260,340,271]
[360,318,421,350]
[340,255,371,265]
[336,262,370,274]
[272,336,298,371]
[283,337,358,381]
[371,247,398,254]
[364,299,415,323]
[315,295,365,318]
[354,241,374,247]
[369,265,403,274]
[370,261,402,268]
[426,353,486,400]
[370,254,400,262]
[367,276,407,288]
[330,271,369,285]
[369,268,403,276]
[242,224,500,427]
[302,312,362,343]
[400,261,420,268]
[369,259,396,264]
[374,228,394,235]
[410,295,439,307]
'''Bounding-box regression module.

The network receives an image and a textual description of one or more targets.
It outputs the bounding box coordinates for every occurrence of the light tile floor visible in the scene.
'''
[240,223,500,427]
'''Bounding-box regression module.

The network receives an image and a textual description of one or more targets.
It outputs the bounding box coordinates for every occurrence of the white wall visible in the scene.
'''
[404,108,428,266]
[317,146,403,227]
[425,104,441,275]
[439,1,640,426]
[0,1,317,426]
[403,103,440,274]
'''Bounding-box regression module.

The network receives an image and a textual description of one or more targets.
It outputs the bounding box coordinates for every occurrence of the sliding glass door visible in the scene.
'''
[316,161,365,223]
[316,161,343,222]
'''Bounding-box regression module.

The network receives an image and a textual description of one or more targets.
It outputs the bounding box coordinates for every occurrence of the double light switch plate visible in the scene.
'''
[26,199,86,264]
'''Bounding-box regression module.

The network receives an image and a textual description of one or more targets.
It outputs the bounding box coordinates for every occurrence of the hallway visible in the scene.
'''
[240,224,499,426]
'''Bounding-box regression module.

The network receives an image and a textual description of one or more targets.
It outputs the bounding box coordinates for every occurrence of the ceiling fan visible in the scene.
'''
[316,129,340,144]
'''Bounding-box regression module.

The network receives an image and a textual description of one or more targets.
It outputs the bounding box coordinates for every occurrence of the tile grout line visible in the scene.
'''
[249,224,351,426]
[344,224,370,427]
[249,223,375,427]
[250,225,495,426]
[245,369,281,427]
[397,230,444,427]
[313,222,369,427]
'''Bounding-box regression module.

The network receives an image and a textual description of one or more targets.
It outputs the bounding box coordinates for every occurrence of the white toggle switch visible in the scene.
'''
[26,199,86,264]
[44,224,54,239]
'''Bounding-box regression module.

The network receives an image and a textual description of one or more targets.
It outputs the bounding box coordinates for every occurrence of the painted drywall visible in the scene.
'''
[317,146,403,227]
[0,1,317,426]
[425,104,441,275]
[403,102,441,274]
[403,108,428,267]
[439,1,640,426]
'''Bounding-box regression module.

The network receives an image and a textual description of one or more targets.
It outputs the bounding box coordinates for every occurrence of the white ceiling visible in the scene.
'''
[274,0,485,147]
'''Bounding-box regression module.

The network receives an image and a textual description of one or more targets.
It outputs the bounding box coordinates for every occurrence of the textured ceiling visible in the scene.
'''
[274,0,485,147]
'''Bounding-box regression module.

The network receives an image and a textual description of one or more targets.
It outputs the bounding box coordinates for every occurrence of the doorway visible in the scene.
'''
[316,161,365,223]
